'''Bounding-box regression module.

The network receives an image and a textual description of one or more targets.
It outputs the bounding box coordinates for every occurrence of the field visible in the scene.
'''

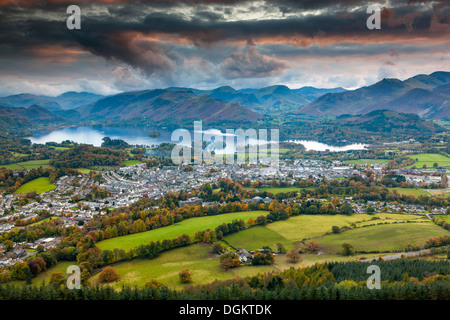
[225,213,430,250]
[428,189,450,198]
[388,188,430,196]
[1,159,52,170]
[15,177,56,194]
[317,223,449,253]
[89,243,376,290]
[344,159,390,165]
[436,215,450,223]
[122,160,142,167]
[97,210,268,251]
[406,153,450,168]
[90,244,233,289]
[247,186,314,194]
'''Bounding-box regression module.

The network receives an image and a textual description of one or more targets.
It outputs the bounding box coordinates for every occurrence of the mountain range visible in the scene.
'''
[0,71,448,132]
[297,71,450,119]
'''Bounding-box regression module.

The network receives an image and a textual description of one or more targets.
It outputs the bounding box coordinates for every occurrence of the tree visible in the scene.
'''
[256,215,267,225]
[340,203,354,215]
[24,267,33,285]
[98,266,120,283]
[366,206,376,215]
[276,243,286,253]
[286,248,301,263]
[219,253,240,270]
[331,226,340,234]
[304,241,320,253]
[251,251,275,265]
[341,243,354,256]
[179,269,192,283]
[2,240,13,252]
[441,174,448,189]
[211,242,226,254]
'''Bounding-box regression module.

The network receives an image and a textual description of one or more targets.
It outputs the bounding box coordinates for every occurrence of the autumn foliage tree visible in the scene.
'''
[286,248,301,263]
[98,266,120,283]
[179,269,192,283]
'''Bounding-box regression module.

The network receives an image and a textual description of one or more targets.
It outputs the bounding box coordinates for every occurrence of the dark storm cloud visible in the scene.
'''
[220,47,288,78]
[0,0,448,94]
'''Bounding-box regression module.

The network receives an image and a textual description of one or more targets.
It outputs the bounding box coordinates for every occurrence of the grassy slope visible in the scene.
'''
[246,187,314,194]
[345,159,390,164]
[406,153,450,168]
[388,188,431,196]
[97,211,268,251]
[15,177,56,194]
[122,160,142,167]
[317,223,449,253]
[225,213,430,250]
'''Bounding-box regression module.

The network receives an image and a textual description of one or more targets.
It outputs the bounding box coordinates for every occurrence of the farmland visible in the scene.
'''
[15,177,56,194]
[406,153,450,168]
[122,160,142,167]
[96,210,268,251]
[317,223,449,253]
[225,213,431,251]
[344,159,390,165]
[89,243,377,290]
[1,159,52,170]
[247,186,314,194]
[388,188,431,196]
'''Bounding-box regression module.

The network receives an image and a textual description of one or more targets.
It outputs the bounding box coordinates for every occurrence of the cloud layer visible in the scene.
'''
[0,0,448,95]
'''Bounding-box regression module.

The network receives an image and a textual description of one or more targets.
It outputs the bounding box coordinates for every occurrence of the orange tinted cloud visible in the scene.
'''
[25,44,87,63]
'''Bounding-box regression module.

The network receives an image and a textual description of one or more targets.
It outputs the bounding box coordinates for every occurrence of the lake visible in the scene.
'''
[28,126,368,152]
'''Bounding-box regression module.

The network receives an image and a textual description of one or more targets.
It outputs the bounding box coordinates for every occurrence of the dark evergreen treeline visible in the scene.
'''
[327,260,450,282]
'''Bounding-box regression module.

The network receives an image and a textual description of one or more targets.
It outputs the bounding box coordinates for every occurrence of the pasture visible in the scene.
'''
[1,159,52,170]
[406,153,450,168]
[388,188,430,196]
[225,213,430,250]
[247,186,314,194]
[96,210,268,251]
[344,159,390,165]
[15,177,56,194]
[317,222,449,253]
[122,160,142,167]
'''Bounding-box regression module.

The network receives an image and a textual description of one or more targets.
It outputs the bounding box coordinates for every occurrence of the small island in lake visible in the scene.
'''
[148,130,161,137]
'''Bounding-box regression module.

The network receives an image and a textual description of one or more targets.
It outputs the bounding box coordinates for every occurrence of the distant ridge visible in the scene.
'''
[297,71,450,119]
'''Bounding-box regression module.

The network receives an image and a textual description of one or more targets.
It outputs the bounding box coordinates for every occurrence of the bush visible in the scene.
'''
[219,253,240,270]
[98,266,120,283]
[179,269,192,283]
[286,248,301,263]
[341,243,354,256]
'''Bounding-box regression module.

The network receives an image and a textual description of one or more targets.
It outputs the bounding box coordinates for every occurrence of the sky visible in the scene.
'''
[0,0,449,96]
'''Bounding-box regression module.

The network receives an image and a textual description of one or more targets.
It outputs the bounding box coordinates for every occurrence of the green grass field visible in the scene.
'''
[406,153,450,168]
[122,160,142,167]
[1,159,52,170]
[317,222,449,253]
[344,159,390,165]
[435,215,450,223]
[90,244,234,289]
[97,211,268,251]
[15,177,56,194]
[225,213,430,250]
[247,186,314,194]
[88,244,386,289]
[388,188,430,196]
